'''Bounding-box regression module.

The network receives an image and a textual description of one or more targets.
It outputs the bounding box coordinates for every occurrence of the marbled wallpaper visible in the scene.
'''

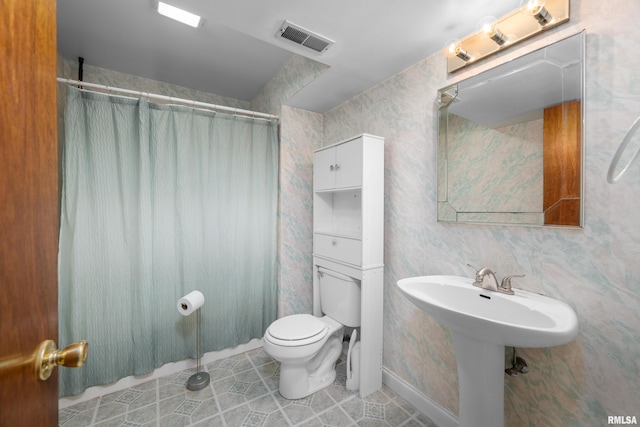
[275,105,323,317]
[251,55,327,318]
[58,59,250,110]
[251,55,328,116]
[316,0,640,425]
[443,114,544,224]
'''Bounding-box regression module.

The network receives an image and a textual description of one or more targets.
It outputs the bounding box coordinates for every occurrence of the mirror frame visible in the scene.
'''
[437,31,585,228]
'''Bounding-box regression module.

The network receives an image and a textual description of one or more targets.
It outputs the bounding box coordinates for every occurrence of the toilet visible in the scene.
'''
[263,267,361,399]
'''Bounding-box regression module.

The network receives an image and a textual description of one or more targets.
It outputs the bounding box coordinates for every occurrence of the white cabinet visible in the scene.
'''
[314,138,364,190]
[312,134,384,398]
[313,134,383,268]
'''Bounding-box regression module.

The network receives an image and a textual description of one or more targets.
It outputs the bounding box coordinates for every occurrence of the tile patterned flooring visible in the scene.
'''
[59,347,438,427]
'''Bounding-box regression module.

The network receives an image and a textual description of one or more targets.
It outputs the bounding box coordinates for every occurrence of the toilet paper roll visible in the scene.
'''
[177,290,205,316]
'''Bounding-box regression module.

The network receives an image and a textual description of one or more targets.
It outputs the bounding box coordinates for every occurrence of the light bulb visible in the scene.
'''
[477,16,507,46]
[442,39,459,58]
[526,0,553,25]
[453,45,472,61]
[441,39,471,62]
[442,39,469,60]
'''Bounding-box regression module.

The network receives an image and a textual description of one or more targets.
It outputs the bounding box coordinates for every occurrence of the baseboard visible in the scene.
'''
[59,338,263,410]
[382,368,458,427]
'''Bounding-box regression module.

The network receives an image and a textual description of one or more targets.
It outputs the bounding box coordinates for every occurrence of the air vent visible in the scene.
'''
[276,20,334,54]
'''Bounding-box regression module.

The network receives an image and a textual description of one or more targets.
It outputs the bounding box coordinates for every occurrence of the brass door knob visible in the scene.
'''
[0,339,88,381]
[36,340,88,380]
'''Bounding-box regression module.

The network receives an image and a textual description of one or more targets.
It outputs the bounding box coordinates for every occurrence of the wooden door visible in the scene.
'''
[0,0,59,425]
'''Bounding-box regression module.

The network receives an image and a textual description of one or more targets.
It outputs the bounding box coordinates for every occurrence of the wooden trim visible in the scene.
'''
[543,101,581,226]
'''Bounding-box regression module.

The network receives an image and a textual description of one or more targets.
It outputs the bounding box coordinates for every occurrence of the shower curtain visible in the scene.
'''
[58,87,278,397]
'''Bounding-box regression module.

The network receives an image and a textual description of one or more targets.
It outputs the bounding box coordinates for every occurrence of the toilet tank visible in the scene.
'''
[318,267,361,327]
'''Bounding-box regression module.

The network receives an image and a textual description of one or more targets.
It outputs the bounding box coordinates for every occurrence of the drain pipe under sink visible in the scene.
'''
[346,329,361,391]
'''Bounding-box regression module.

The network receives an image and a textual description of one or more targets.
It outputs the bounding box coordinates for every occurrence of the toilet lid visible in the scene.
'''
[268,314,326,341]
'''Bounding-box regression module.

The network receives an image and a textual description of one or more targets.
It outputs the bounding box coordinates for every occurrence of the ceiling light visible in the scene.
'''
[157,1,201,28]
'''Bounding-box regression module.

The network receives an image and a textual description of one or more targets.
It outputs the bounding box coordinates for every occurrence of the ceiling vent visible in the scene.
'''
[276,20,334,54]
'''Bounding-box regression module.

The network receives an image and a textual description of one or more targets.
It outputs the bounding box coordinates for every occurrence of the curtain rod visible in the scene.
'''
[56,77,279,121]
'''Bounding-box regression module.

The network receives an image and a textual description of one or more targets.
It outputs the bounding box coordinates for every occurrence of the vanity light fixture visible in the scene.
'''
[527,0,553,25]
[443,40,472,62]
[478,17,508,46]
[454,45,472,61]
[449,42,472,61]
[486,26,508,46]
[445,0,569,73]
[157,1,202,28]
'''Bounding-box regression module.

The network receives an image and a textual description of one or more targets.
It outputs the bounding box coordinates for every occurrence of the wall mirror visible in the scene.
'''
[437,32,584,227]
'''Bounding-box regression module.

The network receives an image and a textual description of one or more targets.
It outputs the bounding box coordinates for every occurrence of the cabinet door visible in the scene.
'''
[313,148,336,191]
[334,138,363,189]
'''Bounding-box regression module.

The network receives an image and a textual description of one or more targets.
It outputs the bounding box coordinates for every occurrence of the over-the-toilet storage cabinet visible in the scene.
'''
[312,133,384,397]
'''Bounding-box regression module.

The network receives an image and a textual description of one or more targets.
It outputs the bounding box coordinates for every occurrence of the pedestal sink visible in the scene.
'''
[397,275,579,427]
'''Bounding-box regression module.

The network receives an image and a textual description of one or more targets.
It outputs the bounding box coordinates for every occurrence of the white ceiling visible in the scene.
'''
[57,0,522,113]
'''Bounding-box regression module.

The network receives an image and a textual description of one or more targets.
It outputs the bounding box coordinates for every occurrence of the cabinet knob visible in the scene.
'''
[332,239,337,246]
[334,163,340,171]
[329,165,334,171]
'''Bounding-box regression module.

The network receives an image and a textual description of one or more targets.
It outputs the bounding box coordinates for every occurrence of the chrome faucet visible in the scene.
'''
[476,268,500,291]
[467,264,525,295]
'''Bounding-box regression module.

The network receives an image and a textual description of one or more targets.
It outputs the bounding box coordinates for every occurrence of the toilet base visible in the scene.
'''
[278,336,343,400]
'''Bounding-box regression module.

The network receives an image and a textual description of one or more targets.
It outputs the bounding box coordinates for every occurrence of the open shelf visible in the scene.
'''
[313,190,362,239]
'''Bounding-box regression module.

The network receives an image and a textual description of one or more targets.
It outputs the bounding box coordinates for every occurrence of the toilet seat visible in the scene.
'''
[266,314,328,347]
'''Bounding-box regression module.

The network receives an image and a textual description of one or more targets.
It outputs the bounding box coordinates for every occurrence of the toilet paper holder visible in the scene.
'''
[177,291,210,391]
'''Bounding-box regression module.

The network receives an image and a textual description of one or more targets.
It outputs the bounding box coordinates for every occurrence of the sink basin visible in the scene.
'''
[397,275,578,348]
[397,275,579,427]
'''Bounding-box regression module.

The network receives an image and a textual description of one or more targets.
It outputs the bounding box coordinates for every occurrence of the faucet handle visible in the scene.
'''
[466,263,480,272]
[466,263,482,287]
[500,274,525,293]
